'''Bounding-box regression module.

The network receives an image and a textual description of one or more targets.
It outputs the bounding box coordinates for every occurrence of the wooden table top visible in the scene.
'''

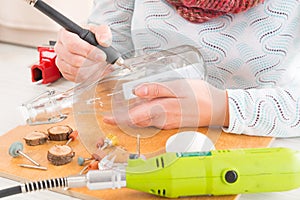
[0,113,273,200]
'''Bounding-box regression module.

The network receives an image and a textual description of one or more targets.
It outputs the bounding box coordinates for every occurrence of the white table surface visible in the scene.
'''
[0,42,300,200]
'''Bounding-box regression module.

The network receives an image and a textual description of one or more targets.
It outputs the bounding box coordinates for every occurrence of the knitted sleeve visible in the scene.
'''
[87,0,135,56]
[215,0,300,137]
[224,61,300,137]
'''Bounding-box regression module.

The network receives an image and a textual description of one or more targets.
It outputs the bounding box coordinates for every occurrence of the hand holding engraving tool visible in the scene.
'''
[23,0,129,69]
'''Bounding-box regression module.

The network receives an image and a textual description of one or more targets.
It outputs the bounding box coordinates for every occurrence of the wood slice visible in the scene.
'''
[47,125,73,141]
[23,131,48,146]
[47,145,75,166]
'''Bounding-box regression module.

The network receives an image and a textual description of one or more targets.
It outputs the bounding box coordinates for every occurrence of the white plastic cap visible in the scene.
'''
[165,131,215,153]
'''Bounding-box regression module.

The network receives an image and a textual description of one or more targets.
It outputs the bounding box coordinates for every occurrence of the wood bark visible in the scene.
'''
[23,131,48,146]
[47,145,75,166]
[47,125,73,141]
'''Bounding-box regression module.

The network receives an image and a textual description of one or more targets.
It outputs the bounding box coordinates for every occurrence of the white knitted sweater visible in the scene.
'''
[88,0,300,137]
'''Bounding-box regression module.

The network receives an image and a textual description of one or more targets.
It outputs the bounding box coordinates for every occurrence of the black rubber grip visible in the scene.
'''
[34,0,121,64]
[0,185,22,198]
[79,30,120,64]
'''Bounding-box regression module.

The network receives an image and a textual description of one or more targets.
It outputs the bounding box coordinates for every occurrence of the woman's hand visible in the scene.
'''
[54,25,112,82]
[104,79,229,129]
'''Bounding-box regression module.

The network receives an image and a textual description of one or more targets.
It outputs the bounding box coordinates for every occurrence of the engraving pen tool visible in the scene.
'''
[23,0,129,69]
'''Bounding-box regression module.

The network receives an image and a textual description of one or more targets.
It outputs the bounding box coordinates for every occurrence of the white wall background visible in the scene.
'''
[0,0,93,46]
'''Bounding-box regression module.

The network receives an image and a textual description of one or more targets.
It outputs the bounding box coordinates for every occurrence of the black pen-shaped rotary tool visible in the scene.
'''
[23,0,128,68]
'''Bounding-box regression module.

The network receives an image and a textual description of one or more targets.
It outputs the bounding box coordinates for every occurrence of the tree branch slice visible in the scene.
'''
[47,125,73,141]
[47,145,75,166]
[23,131,48,146]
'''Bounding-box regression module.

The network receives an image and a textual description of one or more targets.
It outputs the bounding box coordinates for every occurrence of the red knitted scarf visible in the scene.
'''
[165,0,265,23]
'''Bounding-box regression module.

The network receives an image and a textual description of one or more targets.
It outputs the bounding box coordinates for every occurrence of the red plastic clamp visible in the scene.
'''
[31,43,61,84]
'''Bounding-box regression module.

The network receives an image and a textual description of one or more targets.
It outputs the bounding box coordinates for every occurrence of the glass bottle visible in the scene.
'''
[20,45,206,153]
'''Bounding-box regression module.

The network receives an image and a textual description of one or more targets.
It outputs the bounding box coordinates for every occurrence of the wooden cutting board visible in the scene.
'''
[0,113,273,200]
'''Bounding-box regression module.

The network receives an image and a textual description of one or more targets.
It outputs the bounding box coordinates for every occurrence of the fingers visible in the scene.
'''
[103,99,180,129]
[127,102,155,127]
[89,24,112,47]
[102,116,117,125]
[55,29,107,64]
[54,58,77,82]
[103,101,157,128]
[56,28,106,61]
[55,47,93,71]
[54,24,112,82]
[133,83,177,98]
[133,79,196,99]
[103,80,212,129]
